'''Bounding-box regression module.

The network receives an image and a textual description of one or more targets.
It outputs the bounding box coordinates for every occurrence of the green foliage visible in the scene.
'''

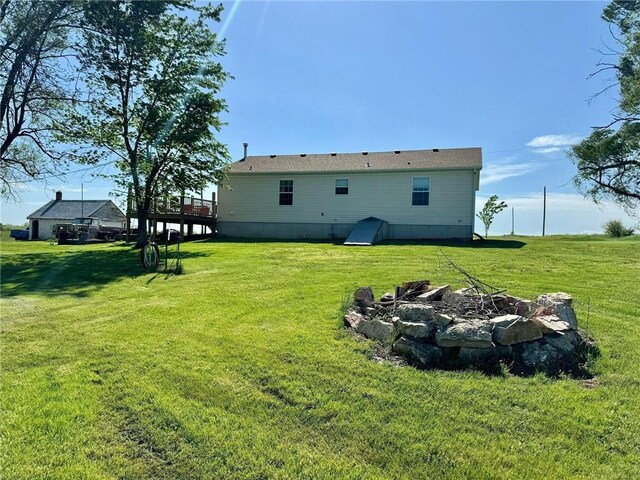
[603,219,635,237]
[2,237,640,478]
[0,222,28,231]
[602,0,640,115]
[0,0,80,199]
[570,1,640,214]
[570,122,640,212]
[60,1,231,245]
[476,194,508,237]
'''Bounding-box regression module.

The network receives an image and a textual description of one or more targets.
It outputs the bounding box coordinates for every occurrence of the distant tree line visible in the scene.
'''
[0,221,28,231]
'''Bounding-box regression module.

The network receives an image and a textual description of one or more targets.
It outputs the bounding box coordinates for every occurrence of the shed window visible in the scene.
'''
[412,177,430,205]
[335,179,349,195]
[279,180,293,205]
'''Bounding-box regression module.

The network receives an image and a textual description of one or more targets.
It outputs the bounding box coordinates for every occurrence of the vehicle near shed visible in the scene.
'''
[52,217,127,241]
[9,229,29,240]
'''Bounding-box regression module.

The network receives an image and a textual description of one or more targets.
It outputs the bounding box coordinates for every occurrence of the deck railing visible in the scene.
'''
[127,194,216,218]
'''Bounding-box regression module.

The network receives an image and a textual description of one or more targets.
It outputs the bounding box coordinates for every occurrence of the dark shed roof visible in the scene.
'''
[27,200,125,220]
[227,147,482,174]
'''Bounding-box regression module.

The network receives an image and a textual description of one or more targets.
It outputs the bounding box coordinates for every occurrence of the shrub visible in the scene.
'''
[603,219,634,237]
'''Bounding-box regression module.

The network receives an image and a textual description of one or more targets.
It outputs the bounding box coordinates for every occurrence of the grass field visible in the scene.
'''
[1,235,639,479]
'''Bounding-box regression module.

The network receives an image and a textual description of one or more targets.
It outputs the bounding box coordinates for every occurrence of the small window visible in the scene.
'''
[335,179,349,195]
[412,177,430,205]
[279,180,293,205]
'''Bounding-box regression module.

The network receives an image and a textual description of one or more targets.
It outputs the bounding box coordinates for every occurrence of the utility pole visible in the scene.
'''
[542,186,547,237]
[511,206,514,236]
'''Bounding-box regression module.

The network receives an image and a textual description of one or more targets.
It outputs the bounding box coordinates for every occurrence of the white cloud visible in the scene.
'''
[526,134,583,156]
[480,159,541,187]
[526,134,583,148]
[476,192,638,236]
[532,147,563,155]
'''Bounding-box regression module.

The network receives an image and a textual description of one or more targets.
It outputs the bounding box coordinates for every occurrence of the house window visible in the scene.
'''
[335,179,349,195]
[412,177,430,205]
[279,180,293,205]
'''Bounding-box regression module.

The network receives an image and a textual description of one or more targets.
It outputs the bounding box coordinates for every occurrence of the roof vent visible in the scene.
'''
[270,154,276,158]
[407,162,411,165]
[362,151,368,155]
[330,152,337,156]
[432,148,440,152]
[394,150,401,154]
[300,153,306,157]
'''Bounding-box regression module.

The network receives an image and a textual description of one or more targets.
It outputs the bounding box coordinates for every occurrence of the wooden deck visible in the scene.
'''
[126,193,217,241]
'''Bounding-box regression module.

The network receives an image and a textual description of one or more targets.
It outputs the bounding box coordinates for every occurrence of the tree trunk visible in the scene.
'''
[136,208,148,248]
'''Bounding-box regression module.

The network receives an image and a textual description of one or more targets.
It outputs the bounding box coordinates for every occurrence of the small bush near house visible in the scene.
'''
[603,219,634,237]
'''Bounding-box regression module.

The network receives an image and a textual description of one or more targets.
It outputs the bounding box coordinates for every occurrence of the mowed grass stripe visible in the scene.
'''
[1,236,639,479]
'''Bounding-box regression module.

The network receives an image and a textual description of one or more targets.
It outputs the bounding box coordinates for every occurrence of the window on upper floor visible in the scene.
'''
[335,178,349,195]
[412,177,430,205]
[279,180,293,205]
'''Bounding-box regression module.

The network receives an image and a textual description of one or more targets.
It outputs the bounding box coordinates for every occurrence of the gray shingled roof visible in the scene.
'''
[227,148,482,174]
[28,200,116,219]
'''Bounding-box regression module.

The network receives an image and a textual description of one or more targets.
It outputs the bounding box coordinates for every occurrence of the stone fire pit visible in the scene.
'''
[344,281,596,375]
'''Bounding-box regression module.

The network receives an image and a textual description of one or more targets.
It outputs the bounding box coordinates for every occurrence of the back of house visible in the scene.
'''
[217,147,482,241]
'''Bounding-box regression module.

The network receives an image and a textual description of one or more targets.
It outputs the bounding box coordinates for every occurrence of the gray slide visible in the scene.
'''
[344,217,386,246]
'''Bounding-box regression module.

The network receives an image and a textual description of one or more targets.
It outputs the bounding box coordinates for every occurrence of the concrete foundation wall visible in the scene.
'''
[218,222,472,240]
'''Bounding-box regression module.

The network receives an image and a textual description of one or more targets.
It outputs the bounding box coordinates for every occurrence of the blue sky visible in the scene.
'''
[2,0,637,234]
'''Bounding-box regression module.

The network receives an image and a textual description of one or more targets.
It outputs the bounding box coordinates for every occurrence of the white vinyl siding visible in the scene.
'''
[218,170,476,226]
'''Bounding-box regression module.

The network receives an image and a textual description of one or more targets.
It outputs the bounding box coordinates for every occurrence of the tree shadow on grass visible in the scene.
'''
[0,245,210,298]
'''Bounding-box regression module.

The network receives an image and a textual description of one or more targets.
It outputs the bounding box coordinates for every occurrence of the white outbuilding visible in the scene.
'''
[217,147,482,243]
[26,191,126,240]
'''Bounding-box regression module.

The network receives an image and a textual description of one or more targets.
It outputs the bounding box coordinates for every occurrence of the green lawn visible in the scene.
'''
[1,235,639,479]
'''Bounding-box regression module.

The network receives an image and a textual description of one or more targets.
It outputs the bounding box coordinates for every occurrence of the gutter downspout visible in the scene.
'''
[471,169,479,239]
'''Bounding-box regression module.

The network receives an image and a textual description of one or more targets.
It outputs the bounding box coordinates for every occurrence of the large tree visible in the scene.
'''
[0,0,81,199]
[63,0,230,246]
[570,0,640,214]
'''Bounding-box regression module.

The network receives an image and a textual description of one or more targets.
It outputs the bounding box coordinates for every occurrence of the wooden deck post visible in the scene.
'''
[179,194,185,241]
[126,187,132,243]
[152,199,158,241]
[211,191,216,237]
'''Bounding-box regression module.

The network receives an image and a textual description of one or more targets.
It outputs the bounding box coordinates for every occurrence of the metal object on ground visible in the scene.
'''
[344,217,386,246]
[140,241,160,269]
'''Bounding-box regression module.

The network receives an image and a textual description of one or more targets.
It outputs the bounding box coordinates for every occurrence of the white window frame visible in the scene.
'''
[411,176,430,206]
[335,178,349,195]
[279,179,293,206]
